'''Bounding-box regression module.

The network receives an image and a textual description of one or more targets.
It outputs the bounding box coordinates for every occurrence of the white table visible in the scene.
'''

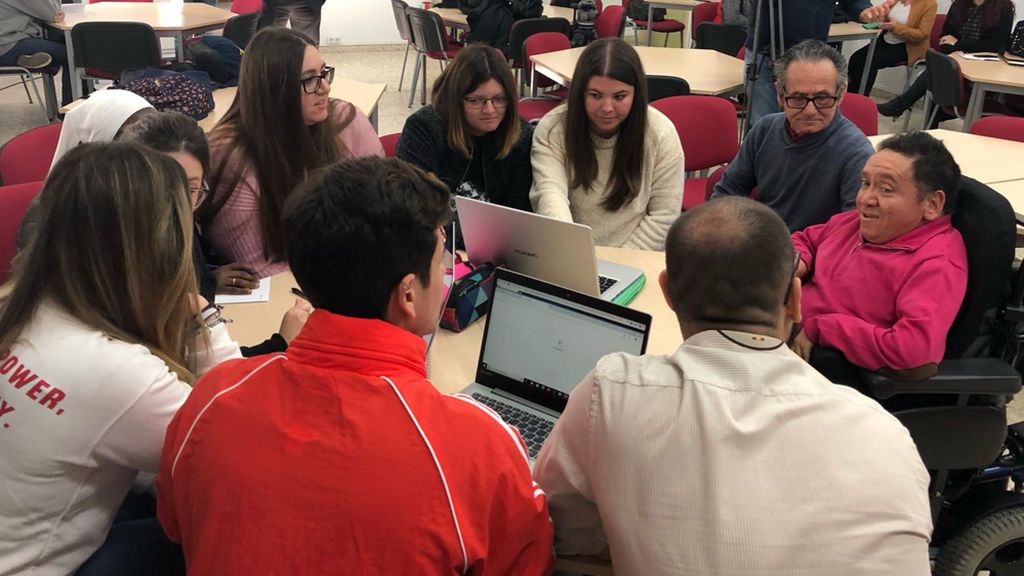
[953,53,1024,130]
[867,129,1024,186]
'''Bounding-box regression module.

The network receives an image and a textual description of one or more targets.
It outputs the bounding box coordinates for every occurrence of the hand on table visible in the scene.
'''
[940,35,958,46]
[279,298,313,343]
[214,263,260,295]
[791,329,814,362]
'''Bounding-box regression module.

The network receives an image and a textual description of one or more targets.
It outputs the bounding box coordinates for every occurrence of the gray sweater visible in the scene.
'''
[711,111,873,231]
[0,0,59,57]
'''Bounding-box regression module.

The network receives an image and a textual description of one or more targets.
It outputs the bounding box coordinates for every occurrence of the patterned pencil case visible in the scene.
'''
[440,262,498,332]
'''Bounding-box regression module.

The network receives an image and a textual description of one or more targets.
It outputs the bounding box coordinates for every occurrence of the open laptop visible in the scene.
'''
[460,268,651,461]
[455,197,647,305]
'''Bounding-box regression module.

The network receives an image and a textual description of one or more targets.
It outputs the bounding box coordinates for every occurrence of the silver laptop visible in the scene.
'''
[460,268,651,461]
[455,197,646,305]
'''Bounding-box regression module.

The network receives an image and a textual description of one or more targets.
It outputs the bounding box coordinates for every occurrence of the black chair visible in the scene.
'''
[406,7,459,108]
[646,75,690,102]
[222,12,261,50]
[390,0,414,92]
[508,17,572,91]
[694,22,747,57]
[70,21,161,90]
[923,48,966,129]
[0,65,57,121]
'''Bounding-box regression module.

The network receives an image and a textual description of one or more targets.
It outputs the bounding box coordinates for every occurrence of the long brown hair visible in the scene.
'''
[431,43,521,159]
[947,0,1015,32]
[198,27,355,262]
[0,143,200,382]
[565,37,649,212]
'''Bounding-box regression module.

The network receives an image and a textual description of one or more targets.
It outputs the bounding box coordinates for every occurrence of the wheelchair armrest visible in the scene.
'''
[859,358,1021,399]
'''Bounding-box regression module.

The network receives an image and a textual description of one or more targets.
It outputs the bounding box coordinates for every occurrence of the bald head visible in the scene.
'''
[665,197,796,331]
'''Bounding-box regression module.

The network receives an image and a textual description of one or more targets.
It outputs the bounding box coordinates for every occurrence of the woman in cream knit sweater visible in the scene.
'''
[530,38,684,251]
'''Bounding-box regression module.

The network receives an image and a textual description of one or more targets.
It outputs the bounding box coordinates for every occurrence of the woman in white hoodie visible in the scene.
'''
[0,142,242,576]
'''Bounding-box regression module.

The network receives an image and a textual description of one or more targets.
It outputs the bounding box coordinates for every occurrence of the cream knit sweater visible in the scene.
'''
[529,105,684,250]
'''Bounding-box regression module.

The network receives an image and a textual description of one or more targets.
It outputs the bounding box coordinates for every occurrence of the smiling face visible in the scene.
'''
[776,59,844,138]
[857,149,945,244]
[300,45,331,126]
[583,75,635,138]
[463,78,508,137]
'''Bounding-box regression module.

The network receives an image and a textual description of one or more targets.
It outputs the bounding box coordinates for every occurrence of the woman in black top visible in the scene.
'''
[877,0,1015,118]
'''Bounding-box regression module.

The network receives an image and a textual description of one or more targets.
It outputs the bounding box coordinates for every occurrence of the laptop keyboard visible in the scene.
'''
[598,275,617,294]
[471,393,554,458]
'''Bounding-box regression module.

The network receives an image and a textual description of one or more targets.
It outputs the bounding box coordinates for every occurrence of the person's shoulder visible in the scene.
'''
[832,115,874,149]
[424,392,534,466]
[534,103,568,136]
[592,351,680,390]
[748,113,786,142]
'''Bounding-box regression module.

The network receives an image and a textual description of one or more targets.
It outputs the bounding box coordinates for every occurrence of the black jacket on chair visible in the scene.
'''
[459,0,543,54]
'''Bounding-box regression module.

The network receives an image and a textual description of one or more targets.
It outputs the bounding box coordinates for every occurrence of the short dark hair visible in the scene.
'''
[665,197,794,328]
[116,111,210,175]
[284,157,451,319]
[878,131,961,214]
[773,39,848,90]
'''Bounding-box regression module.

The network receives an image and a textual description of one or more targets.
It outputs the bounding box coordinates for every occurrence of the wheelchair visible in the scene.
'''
[811,176,1024,575]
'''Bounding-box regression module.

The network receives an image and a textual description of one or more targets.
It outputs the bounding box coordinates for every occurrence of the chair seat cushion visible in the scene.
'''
[426,41,461,60]
[518,98,561,122]
[633,18,685,32]
[683,177,707,211]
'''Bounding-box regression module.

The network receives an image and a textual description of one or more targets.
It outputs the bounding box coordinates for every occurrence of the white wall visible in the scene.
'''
[320,0,412,46]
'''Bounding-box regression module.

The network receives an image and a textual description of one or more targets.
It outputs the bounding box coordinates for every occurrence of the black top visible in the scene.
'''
[941,1,1015,54]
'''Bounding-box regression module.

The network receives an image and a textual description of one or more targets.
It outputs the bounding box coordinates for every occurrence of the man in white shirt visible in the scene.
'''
[533,196,933,575]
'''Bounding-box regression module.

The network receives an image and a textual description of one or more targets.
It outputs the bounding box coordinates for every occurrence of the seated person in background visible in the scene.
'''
[791,131,967,378]
[533,196,932,575]
[712,40,874,232]
[0,143,242,576]
[158,157,554,575]
[197,27,384,279]
[846,0,937,97]
[531,37,684,250]
[0,0,72,105]
[398,44,534,216]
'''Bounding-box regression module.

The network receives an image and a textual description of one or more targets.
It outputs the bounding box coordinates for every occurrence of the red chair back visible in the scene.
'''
[88,0,153,3]
[929,14,946,51]
[380,133,400,157]
[691,1,719,42]
[595,5,626,39]
[705,164,728,202]
[0,181,43,284]
[0,123,61,186]
[231,0,262,14]
[651,95,739,172]
[525,32,571,90]
[839,92,879,136]
[969,116,1024,143]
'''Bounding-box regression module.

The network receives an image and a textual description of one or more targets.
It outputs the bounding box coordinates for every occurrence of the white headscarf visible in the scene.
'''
[49,90,154,171]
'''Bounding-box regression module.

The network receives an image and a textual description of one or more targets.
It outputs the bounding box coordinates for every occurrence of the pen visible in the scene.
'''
[291,287,308,300]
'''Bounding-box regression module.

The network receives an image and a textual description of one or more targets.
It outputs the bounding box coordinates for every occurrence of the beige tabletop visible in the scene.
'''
[53,2,234,32]
[648,0,703,8]
[223,246,680,395]
[827,21,881,41]
[530,46,744,96]
[868,129,1024,185]
[952,52,1024,128]
[431,5,576,29]
[990,179,1024,222]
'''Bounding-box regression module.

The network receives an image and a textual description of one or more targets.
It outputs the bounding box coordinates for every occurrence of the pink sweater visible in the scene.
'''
[205,100,384,278]
[793,211,967,371]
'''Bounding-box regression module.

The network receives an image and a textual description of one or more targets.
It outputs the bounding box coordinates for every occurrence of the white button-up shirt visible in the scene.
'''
[534,329,932,576]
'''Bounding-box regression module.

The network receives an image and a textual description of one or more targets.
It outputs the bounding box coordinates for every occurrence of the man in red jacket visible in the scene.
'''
[157,157,554,575]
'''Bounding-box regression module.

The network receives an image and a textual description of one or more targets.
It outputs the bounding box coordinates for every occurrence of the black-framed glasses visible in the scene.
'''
[780,93,840,110]
[463,94,509,109]
[301,65,335,95]
[190,183,209,207]
[783,251,801,304]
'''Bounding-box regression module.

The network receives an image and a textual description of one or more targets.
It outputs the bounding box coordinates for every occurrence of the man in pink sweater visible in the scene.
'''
[791,131,967,376]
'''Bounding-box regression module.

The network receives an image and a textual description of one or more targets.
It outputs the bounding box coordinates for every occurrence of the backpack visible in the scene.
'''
[626,0,666,22]
[118,68,215,120]
[1008,21,1024,58]
[571,0,598,46]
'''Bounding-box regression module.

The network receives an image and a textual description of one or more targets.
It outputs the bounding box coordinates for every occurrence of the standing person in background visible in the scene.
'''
[721,0,750,28]
[847,0,937,97]
[531,38,684,251]
[0,0,72,106]
[262,0,324,45]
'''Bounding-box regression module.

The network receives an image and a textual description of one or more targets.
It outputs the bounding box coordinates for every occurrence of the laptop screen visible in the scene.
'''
[476,270,650,412]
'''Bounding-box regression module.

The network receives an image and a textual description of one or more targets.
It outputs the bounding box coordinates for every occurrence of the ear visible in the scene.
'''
[775,82,785,108]
[921,189,946,221]
[836,82,848,102]
[658,269,677,313]
[784,277,802,325]
[384,272,418,328]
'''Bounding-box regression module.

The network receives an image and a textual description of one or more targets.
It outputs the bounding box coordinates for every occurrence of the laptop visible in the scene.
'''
[455,197,647,305]
[460,268,651,461]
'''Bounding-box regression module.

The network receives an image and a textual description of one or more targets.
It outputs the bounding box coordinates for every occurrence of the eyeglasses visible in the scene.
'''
[301,65,335,95]
[190,183,209,207]
[783,251,801,304]
[780,93,840,110]
[463,94,509,109]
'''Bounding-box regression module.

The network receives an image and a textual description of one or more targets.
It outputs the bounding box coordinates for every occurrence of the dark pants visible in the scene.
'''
[848,39,909,96]
[0,33,72,105]
[75,493,185,576]
[263,0,323,45]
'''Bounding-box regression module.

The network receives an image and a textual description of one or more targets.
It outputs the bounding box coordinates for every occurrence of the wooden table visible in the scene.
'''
[50,2,235,101]
[431,5,576,30]
[953,53,1024,130]
[991,180,1024,224]
[223,246,679,395]
[530,46,744,97]
[827,22,880,95]
[868,129,1024,185]
[197,79,388,132]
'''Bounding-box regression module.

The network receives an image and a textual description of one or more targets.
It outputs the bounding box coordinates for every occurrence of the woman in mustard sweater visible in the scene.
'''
[847,0,937,96]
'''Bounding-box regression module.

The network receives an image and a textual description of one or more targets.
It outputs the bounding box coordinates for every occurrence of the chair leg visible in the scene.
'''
[901,106,913,132]
[633,25,639,45]
[408,51,422,108]
[25,74,47,120]
[398,41,410,92]
[421,54,428,106]
[20,76,32,103]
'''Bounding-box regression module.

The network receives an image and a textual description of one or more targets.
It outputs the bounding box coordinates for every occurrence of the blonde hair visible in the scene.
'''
[0,142,201,382]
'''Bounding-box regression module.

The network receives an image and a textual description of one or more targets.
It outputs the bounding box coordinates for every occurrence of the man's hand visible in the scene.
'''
[54,10,65,23]
[860,0,895,22]
[791,329,814,362]
[214,263,260,295]
[279,298,313,342]
[939,34,958,46]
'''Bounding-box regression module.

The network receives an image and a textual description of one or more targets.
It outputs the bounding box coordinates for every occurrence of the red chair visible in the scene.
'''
[595,5,627,39]
[705,163,728,202]
[231,0,262,14]
[0,181,43,284]
[622,0,684,47]
[524,32,571,98]
[690,1,719,47]
[839,93,879,137]
[969,117,1024,143]
[380,133,400,157]
[651,95,739,211]
[0,123,61,186]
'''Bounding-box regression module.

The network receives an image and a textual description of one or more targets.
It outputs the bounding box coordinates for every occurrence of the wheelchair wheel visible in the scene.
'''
[934,506,1024,575]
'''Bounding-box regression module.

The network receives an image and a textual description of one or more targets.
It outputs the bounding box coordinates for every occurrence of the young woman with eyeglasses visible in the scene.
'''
[396,44,534,215]
[530,37,684,250]
[197,27,384,278]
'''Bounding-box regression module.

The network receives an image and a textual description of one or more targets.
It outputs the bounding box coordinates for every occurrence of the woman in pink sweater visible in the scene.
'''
[198,27,384,278]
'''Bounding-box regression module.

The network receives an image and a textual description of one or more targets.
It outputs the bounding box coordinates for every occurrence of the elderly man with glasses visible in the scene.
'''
[712,40,874,232]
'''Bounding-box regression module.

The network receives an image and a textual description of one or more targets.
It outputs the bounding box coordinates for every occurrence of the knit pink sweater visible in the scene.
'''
[205,100,384,278]
[793,211,967,371]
